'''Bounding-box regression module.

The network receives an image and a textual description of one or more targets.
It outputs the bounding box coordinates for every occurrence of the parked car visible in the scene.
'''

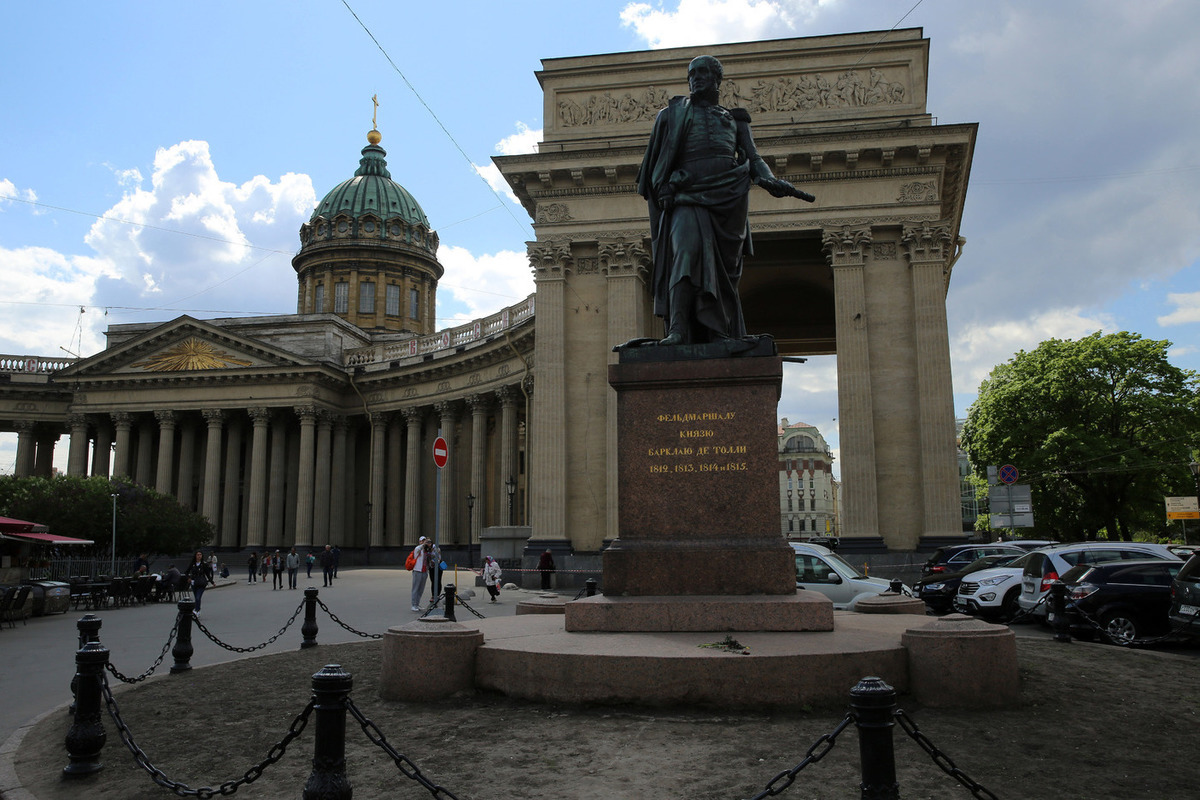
[1060,559,1183,645]
[955,551,1041,620]
[915,554,1022,613]
[1017,542,1180,618]
[791,543,906,611]
[1168,552,1200,639]
[998,539,1059,552]
[921,543,1027,576]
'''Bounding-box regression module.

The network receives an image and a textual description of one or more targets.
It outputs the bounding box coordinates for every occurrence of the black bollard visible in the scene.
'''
[1049,581,1072,643]
[301,587,320,649]
[70,614,103,715]
[63,641,109,777]
[850,676,899,800]
[170,599,196,673]
[888,579,903,594]
[302,664,354,800]
[444,583,457,622]
[585,578,597,597]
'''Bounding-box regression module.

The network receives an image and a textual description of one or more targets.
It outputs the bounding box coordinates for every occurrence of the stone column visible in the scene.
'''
[267,414,288,547]
[13,421,36,477]
[221,417,244,547]
[823,226,880,540]
[466,394,489,548]
[92,421,113,478]
[602,238,651,543]
[527,241,570,540]
[293,406,318,547]
[434,401,458,545]
[67,414,90,476]
[903,222,964,540]
[111,412,134,478]
[33,429,60,478]
[177,419,196,510]
[201,410,225,529]
[134,419,155,487]
[496,386,519,525]
[330,416,348,547]
[154,411,177,494]
[369,412,387,548]
[313,411,333,545]
[386,414,404,546]
[246,407,271,548]
[402,407,424,544]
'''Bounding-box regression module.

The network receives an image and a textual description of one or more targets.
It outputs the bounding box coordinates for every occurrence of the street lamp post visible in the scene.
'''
[505,476,516,526]
[1189,461,1200,545]
[466,494,475,568]
[109,493,117,578]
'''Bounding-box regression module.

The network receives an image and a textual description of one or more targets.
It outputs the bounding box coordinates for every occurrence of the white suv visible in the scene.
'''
[1016,542,1180,617]
[955,551,1039,619]
[791,543,905,610]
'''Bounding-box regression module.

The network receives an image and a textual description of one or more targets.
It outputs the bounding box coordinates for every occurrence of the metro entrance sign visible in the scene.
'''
[432,436,449,469]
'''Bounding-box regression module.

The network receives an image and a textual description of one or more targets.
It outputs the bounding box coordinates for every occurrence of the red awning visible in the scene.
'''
[0,516,45,534]
[0,531,94,545]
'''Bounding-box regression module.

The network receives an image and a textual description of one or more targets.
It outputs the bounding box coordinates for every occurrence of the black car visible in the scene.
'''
[1169,552,1200,639]
[920,543,1027,576]
[1061,559,1183,645]
[915,554,1022,613]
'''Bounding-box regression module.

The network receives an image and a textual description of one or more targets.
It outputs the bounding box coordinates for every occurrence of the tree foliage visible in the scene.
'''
[0,474,213,556]
[960,331,1200,541]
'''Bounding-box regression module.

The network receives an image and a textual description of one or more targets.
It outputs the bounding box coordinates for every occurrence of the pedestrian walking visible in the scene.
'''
[183,551,214,615]
[409,536,441,611]
[271,549,285,590]
[538,548,556,591]
[306,551,315,578]
[331,545,341,579]
[259,551,269,584]
[286,547,300,589]
[320,544,335,587]
[482,556,503,603]
[247,552,258,583]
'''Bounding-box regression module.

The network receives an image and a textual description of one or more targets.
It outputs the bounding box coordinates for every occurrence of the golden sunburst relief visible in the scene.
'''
[130,337,255,371]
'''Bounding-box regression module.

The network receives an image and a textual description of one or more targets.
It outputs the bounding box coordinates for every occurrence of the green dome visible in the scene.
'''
[311,140,429,227]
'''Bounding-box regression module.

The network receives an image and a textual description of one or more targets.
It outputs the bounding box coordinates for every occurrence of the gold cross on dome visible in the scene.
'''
[372,94,379,129]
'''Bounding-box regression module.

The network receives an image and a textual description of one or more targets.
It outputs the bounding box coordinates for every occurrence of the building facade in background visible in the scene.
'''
[778,419,838,539]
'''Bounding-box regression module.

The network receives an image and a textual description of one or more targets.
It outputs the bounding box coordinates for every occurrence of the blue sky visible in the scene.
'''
[3,0,1199,477]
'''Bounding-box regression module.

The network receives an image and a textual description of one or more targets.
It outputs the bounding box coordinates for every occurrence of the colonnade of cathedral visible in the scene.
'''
[8,385,528,553]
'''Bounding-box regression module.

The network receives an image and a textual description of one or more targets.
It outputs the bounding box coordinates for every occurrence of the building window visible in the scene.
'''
[314,284,324,313]
[334,282,348,313]
[788,519,794,532]
[787,498,792,511]
[386,284,400,316]
[409,287,420,319]
[360,281,375,314]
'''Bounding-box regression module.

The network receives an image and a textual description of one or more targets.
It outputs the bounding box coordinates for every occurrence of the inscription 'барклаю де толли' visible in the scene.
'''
[647,410,747,474]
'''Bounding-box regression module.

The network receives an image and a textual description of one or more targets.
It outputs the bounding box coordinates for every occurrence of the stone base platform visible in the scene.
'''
[564,593,833,632]
[471,612,918,709]
[515,593,569,615]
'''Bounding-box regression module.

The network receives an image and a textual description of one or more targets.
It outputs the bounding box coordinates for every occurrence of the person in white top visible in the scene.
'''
[409,537,441,612]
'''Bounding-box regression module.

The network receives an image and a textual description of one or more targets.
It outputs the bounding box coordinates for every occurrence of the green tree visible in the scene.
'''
[960,331,1200,541]
[0,474,213,556]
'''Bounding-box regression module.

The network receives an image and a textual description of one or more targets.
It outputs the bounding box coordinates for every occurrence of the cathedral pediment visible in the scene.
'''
[60,316,320,378]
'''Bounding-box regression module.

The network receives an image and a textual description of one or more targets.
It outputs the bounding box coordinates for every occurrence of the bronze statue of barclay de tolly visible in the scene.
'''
[634,55,814,351]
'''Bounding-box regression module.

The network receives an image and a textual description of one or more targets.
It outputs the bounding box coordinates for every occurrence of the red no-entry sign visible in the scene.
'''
[432,436,449,469]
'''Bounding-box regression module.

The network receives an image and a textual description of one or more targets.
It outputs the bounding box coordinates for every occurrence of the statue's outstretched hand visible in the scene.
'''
[656,187,676,211]
[759,178,815,203]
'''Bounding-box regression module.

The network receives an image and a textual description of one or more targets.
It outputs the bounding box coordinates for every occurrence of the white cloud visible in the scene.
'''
[0,178,38,207]
[1158,291,1200,326]
[950,307,1116,399]
[436,245,534,324]
[0,245,119,355]
[474,123,542,205]
[620,0,832,48]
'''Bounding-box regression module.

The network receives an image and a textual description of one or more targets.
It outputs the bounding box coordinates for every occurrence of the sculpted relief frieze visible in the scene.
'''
[557,67,907,128]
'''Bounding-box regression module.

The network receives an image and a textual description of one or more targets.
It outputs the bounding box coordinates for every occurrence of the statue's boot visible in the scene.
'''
[659,282,694,346]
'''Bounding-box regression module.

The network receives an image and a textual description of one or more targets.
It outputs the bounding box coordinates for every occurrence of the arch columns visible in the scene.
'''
[246,407,271,548]
[91,421,112,478]
[313,411,334,545]
[67,414,91,476]
[154,411,177,494]
[111,412,133,478]
[293,406,318,547]
[466,394,489,549]
[13,420,36,477]
[201,410,225,528]
[434,401,458,545]
[368,412,387,548]
[402,406,424,544]
[527,241,570,540]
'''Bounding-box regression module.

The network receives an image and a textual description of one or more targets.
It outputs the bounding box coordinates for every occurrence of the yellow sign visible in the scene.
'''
[1165,496,1199,520]
[1168,511,1200,520]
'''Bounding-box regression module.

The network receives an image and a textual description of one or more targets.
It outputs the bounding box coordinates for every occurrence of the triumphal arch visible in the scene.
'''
[496,29,975,552]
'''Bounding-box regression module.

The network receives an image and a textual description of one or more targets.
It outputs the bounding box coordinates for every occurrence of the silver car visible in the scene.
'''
[791,543,904,610]
[1016,542,1180,617]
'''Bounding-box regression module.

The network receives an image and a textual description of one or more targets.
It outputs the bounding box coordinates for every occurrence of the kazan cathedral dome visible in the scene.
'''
[292,128,443,335]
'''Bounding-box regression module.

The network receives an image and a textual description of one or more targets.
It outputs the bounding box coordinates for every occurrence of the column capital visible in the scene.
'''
[901,221,955,264]
[598,238,651,278]
[528,239,573,279]
[294,405,318,422]
[67,413,90,430]
[201,409,225,426]
[465,393,490,414]
[248,406,272,425]
[401,405,425,424]
[494,384,519,407]
[154,410,178,428]
[111,411,134,428]
[434,400,459,420]
[822,226,873,268]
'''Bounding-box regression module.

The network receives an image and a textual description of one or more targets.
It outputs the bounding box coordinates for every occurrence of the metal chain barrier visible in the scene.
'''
[101,672,315,797]
[1004,591,1049,625]
[894,709,998,800]
[314,596,383,639]
[191,601,305,653]
[453,594,486,620]
[1065,601,1198,647]
[745,714,853,799]
[345,697,462,799]
[106,617,179,684]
